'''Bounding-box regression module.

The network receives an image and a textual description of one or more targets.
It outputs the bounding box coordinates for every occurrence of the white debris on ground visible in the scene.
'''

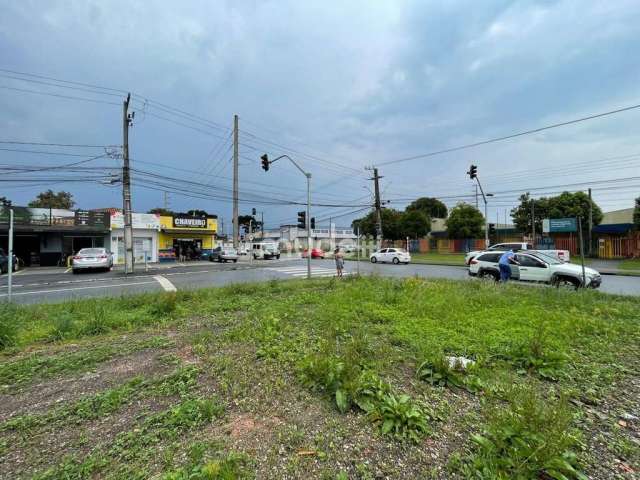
[446,356,475,371]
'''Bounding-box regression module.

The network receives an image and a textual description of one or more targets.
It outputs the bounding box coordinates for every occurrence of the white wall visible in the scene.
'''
[109,229,158,263]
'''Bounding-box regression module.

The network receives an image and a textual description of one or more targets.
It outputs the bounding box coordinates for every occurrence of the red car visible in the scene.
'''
[302,248,325,259]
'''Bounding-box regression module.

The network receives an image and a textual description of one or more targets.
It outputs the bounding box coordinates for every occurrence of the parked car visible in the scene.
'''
[370,248,411,264]
[210,248,239,263]
[464,242,570,265]
[302,248,325,259]
[468,250,600,289]
[252,242,280,260]
[0,248,18,274]
[71,248,113,273]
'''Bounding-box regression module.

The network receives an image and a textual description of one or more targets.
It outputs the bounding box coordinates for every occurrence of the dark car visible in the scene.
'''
[207,247,222,262]
[0,248,18,274]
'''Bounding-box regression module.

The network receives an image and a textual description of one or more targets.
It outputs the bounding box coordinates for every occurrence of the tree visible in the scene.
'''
[0,196,10,206]
[406,197,447,218]
[148,207,174,216]
[634,196,640,229]
[351,209,405,240]
[186,209,209,217]
[28,190,75,209]
[511,191,602,235]
[446,203,484,239]
[399,210,431,238]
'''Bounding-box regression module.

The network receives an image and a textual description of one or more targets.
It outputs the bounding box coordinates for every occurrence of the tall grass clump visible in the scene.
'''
[0,302,19,349]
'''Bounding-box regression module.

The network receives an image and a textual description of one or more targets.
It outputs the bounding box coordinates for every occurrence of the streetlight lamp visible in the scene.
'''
[260,154,312,280]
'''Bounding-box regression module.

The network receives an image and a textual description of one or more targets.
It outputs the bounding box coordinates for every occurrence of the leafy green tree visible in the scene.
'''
[446,204,484,239]
[634,196,640,230]
[511,191,602,235]
[148,207,174,216]
[399,210,431,238]
[351,209,404,239]
[406,197,447,218]
[28,190,75,209]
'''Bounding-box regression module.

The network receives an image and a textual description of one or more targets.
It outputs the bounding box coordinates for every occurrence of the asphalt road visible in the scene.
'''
[1,258,639,304]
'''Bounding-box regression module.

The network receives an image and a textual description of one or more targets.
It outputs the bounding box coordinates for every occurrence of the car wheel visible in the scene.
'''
[233,259,238,263]
[371,256,377,263]
[72,269,78,274]
[479,270,498,282]
[553,276,580,290]
[277,255,280,259]
[392,257,400,265]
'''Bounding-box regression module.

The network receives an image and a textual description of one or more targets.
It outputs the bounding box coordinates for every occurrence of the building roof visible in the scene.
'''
[601,208,634,225]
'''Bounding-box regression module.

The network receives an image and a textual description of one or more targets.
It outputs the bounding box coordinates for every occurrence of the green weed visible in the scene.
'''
[465,385,586,479]
[149,292,178,316]
[162,452,251,479]
[367,392,430,443]
[506,335,568,381]
[79,304,109,336]
[49,312,75,341]
[416,355,485,393]
[0,302,18,349]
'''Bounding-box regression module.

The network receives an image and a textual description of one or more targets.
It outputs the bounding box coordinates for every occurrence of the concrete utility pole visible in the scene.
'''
[122,93,134,274]
[371,167,383,249]
[588,188,593,256]
[530,198,535,248]
[475,184,479,209]
[163,191,169,210]
[6,204,13,301]
[232,114,239,249]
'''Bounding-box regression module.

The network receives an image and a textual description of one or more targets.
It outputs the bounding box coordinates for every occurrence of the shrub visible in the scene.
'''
[465,386,585,479]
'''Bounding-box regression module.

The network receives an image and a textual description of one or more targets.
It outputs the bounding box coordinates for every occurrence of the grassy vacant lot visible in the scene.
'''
[0,277,638,479]
[619,259,640,272]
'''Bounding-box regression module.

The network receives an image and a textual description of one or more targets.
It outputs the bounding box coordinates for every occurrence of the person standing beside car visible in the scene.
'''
[498,249,519,282]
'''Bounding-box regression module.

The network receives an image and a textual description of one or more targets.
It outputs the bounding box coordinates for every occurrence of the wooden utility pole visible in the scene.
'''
[588,188,593,256]
[232,115,239,249]
[122,93,134,274]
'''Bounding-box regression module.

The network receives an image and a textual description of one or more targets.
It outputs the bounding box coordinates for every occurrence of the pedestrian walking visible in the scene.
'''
[498,249,519,282]
[334,247,344,278]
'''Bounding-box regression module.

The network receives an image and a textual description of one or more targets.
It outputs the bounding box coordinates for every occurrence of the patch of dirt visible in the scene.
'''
[0,347,171,423]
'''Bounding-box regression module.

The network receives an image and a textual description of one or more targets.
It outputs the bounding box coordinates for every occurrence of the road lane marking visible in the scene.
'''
[0,280,157,297]
[154,275,177,292]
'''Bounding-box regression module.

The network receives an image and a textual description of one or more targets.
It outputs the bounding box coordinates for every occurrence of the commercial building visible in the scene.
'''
[593,208,639,258]
[107,212,161,264]
[0,207,110,266]
[158,214,218,261]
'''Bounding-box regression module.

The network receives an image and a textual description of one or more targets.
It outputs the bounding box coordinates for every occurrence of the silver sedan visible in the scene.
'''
[71,248,113,273]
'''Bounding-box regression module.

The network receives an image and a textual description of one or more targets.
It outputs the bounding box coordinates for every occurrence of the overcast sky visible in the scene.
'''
[1,0,639,230]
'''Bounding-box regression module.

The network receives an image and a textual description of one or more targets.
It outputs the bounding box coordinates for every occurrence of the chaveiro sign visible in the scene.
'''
[173,215,208,229]
[542,217,577,233]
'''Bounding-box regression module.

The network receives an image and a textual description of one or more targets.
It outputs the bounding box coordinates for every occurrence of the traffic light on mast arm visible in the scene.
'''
[297,211,306,229]
[310,217,316,229]
[467,164,477,179]
[261,154,270,171]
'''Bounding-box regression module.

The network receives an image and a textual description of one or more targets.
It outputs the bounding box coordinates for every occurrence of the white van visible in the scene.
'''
[252,242,280,260]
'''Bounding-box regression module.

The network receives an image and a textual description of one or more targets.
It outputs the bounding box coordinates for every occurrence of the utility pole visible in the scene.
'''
[369,167,384,250]
[163,191,169,210]
[475,184,479,209]
[2,199,14,301]
[329,216,333,251]
[530,198,535,248]
[122,93,134,274]
[232,114,239,249]
[588,188,593,256]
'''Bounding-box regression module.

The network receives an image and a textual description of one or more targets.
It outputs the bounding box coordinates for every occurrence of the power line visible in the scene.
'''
[377,102,640,166]
[0,140,116,148]
[0,84,121,106]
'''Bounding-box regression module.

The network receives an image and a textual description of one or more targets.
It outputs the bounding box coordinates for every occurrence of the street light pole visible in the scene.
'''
[260,153,312,280]
[7,207,13,301]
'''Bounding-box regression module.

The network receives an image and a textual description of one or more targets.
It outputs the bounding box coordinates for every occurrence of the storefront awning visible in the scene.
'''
[592,223,634,234]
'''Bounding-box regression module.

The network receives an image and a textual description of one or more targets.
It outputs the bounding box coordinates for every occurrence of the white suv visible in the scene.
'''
[370,248,411,265]
[468,250,601,289]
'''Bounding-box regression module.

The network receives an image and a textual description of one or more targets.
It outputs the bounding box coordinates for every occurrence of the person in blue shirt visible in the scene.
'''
[498,250,519,282]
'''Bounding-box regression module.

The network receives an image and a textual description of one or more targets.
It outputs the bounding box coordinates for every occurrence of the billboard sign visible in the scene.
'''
[542,218,577,233]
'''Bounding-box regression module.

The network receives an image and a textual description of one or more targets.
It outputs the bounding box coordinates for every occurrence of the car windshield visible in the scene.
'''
[530,251,563,265]
[79,248,104,255]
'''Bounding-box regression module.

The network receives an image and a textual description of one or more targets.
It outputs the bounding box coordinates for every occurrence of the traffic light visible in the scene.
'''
[260,154,270,172]
[310,217,316,229]
[297,211,306,229]
[252,208,256,216]
[467,165,477,179]
[489,223,496,235]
